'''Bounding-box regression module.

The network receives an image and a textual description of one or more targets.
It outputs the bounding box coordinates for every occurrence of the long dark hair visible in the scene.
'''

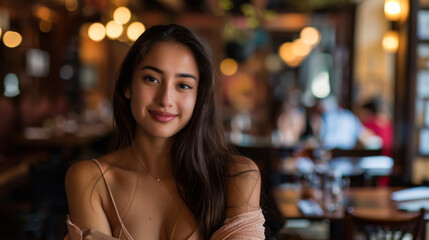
[112,24,232,239]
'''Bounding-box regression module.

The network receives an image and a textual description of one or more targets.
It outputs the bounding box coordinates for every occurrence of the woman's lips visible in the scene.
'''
[148,110,177,123]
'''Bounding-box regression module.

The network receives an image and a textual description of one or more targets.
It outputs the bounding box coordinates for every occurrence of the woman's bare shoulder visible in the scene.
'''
[226,154,261,218]
[65,149,130,188]
[228,154,260,177]
[65,158,114,234]
[65,160,103,190]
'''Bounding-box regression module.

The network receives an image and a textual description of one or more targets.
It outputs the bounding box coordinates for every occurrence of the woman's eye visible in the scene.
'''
[144,76,158,83]
[178,83,192,90]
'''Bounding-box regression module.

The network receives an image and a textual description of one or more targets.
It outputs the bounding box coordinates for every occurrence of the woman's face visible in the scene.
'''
[126,41,199,139]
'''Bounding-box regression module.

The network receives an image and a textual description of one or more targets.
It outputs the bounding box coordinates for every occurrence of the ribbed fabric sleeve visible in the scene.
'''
[210,209,265,240]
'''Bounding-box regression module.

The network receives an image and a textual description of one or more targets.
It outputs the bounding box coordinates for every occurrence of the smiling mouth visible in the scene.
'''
[148,110,177,123]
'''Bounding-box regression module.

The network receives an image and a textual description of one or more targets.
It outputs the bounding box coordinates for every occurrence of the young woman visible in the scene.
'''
[65,24,265,240]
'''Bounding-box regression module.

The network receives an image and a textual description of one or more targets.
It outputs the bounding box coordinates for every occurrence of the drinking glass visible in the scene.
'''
[323,169,343,212]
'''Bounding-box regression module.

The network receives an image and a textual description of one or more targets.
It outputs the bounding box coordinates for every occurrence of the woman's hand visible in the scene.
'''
[81,228,120,240]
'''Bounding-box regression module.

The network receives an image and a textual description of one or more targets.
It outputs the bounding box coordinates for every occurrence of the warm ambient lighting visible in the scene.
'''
[300,27,321,47]
[220,58,238,76]
[278,42,303,67]
[88,23,106,42]
[0,27,2,39]
[3,31,22,48]
[278,42,294,62]
[291,38,311,57]
[113,7,131,24]
[65,0,78,12]
[384,0,401,21]
[382,31,399,52]
[106,20,123,39]
[127,22,145,41]
[39,19,52,33]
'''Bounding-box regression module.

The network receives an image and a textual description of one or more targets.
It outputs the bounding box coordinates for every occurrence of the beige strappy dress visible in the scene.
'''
[65,159,265,240]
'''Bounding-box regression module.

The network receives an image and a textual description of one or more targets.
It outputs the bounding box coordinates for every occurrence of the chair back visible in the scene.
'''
[344,207,425,240]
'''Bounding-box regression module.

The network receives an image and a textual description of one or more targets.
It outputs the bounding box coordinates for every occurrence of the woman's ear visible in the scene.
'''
[124,88,131,99]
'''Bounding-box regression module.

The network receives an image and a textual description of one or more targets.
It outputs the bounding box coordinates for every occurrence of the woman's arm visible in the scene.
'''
[210,156,265,240]
[65,160,113,236]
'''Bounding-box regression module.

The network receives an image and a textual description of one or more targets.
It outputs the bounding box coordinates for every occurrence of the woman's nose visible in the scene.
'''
[155,83,173,108]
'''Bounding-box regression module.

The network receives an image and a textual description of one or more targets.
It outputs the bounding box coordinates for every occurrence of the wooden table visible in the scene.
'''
[273,186,428,239]
[274,186,421,220]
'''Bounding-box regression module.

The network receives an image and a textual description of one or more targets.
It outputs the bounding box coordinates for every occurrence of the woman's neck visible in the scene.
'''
[132,134,174,179]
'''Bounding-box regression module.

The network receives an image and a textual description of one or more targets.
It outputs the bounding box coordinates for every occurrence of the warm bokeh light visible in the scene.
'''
[384,0,401,21]
[3,31,22,48]
[291,39,311,57]
[0,27,2,39]
[106,20,123,39]
[382,31,399,52]
[65,0,78,12]
[278,42,303,67]
[88,23,106,42]
[39,19,52,33]
[278,42,294,62]
[220,58,238,76]
[113,7,131,24]
[34,5,51,21]
[300,27,321,47]
[127,22,145,41]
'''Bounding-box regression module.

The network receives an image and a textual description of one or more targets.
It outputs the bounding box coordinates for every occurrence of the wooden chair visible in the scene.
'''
[344,207,425,240]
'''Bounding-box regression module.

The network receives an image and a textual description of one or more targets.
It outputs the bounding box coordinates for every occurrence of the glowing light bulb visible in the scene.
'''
[127,22,145,41]
[88,23,106,42]
[3,31,22,48]
[291,39,311,57]
[385,0,401,21]
[382,31,399,52]
[311,71,331,99]
[278,42,303,67]
[106,20,123,39]
[300,27,321,47]
[220,58,238,76]
[113,7,131,24]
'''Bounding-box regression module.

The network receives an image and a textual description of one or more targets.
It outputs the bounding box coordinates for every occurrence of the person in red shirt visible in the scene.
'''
[359,99,394,157]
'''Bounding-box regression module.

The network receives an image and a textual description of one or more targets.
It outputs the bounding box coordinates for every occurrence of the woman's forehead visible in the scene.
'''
[136,42,199,77]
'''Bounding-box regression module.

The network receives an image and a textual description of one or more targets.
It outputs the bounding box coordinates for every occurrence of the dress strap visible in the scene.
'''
[92,159,134,240]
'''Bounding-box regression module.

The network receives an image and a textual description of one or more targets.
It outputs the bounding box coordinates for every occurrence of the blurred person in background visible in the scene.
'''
[64,24,265,240]
[275,88,307,147]
[314,95,379,150]
[358,98,393,156]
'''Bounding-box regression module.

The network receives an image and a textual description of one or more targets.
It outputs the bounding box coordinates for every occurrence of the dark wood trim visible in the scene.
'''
[335,4,357,110]
[393,0,418,183]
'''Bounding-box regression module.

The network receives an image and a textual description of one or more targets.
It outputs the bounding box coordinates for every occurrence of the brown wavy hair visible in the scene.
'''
[111,24,232,239]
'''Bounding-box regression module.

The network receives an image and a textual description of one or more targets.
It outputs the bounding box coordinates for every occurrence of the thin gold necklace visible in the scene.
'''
[131,143,163,182]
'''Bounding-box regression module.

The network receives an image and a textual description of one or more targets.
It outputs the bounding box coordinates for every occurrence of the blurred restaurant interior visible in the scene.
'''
[1,0,429,239]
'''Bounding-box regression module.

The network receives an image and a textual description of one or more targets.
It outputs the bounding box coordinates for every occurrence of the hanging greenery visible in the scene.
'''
[275,0,359,12]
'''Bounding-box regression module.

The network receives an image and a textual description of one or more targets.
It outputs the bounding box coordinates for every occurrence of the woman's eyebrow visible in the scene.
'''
[140,65,163,74]
[140,65,197,81]
[177,73,197,81]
